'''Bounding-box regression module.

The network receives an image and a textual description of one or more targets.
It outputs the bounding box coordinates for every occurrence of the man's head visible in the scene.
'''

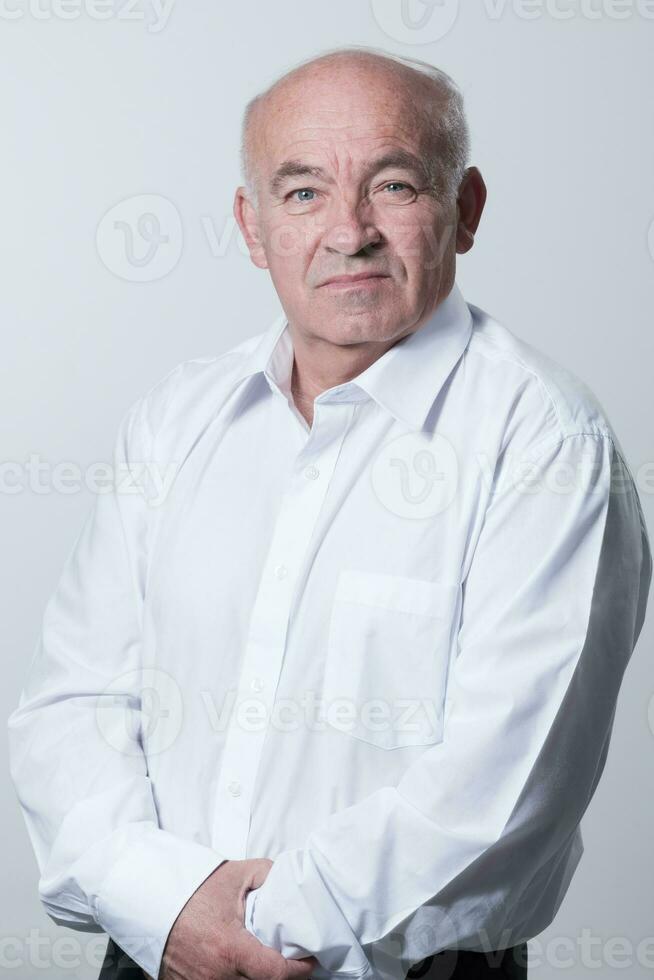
[234,46,486,352]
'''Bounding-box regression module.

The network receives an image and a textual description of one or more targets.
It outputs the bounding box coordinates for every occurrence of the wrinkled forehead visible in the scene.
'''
[253,64,436,182]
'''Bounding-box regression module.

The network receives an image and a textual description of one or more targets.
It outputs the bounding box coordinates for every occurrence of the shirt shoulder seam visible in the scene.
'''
[465,337,612,444]
[127,348,251,454]
[527,429,615,467]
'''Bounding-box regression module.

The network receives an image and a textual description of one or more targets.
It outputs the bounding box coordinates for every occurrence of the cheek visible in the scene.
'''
[264,219,315,269]
[379,213,430,263]
[399,220,455,274]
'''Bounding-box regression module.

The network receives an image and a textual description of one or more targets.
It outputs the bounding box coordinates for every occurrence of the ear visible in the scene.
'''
[233,186,268,270]
[455,167,487,254]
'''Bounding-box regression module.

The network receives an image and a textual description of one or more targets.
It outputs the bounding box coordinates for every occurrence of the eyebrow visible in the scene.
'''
[268,149,430,198]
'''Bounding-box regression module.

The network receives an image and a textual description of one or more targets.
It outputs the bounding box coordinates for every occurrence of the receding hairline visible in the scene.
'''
[240,46,470,206]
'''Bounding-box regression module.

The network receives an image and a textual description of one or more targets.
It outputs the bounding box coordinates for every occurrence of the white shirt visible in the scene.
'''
[8,283,651,980]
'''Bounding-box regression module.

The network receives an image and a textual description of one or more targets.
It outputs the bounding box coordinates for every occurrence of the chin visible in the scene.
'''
[322,315,405,346]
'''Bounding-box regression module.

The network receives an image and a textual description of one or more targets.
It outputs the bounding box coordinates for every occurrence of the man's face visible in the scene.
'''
[237,63,461,348]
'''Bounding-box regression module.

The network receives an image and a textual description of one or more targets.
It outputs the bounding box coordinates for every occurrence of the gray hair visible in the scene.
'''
[240,45,470,210]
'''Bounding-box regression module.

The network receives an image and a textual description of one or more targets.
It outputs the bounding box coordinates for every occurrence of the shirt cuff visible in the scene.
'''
[92,828,227,979]
[244,849,375,978]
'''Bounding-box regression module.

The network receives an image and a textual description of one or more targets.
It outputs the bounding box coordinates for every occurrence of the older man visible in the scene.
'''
[8,45,651,980]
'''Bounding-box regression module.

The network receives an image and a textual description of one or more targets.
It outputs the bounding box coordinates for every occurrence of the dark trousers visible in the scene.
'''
[99,935,528,979]
[406,942,528,978]
[99,939,146,980]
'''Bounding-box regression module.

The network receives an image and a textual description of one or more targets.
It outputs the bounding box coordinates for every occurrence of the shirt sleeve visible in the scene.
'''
[6,396,228,980]
[242,432,652,979]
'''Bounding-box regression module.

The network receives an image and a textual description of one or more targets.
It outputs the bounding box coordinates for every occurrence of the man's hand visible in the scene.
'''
[157,857,318,980]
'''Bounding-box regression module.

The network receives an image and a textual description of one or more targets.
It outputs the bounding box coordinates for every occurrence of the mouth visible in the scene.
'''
[320,273,391,289]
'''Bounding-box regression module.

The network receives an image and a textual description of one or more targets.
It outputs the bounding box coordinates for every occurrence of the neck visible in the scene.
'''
[290,362,318,427]
[287,327,398,427]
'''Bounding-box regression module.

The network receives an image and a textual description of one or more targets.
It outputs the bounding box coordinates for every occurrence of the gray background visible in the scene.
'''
[2,2,653,977]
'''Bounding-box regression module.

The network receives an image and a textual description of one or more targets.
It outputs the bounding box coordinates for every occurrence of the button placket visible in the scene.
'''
[210,403,355,858]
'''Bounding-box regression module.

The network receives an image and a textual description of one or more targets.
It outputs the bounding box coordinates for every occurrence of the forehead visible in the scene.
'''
[257,65,433,175]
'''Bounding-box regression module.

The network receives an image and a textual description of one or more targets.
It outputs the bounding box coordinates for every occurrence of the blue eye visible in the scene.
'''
[385,182,410,193]
[292,188,316,202]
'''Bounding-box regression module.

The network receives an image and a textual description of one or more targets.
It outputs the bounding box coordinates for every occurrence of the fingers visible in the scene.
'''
[246,858,274,891]
[284,954,319,978]
[232,930,316,980]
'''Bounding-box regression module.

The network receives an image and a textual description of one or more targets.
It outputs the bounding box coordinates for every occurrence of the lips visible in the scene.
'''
[321,273,389,286]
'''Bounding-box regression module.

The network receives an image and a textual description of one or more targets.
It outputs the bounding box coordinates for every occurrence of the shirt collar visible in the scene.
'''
[231,282,473,432]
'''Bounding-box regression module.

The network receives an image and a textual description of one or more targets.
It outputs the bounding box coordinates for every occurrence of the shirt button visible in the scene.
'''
[274,564,288,580]
[251,676,264,693]
[227,780,241,797]
[304,464,320,480]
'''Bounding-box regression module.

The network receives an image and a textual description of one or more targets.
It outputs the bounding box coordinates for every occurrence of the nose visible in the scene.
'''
[321,195,383,257]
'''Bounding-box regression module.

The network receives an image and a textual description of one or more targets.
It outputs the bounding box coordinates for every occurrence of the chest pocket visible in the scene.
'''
[323,569,459,750]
